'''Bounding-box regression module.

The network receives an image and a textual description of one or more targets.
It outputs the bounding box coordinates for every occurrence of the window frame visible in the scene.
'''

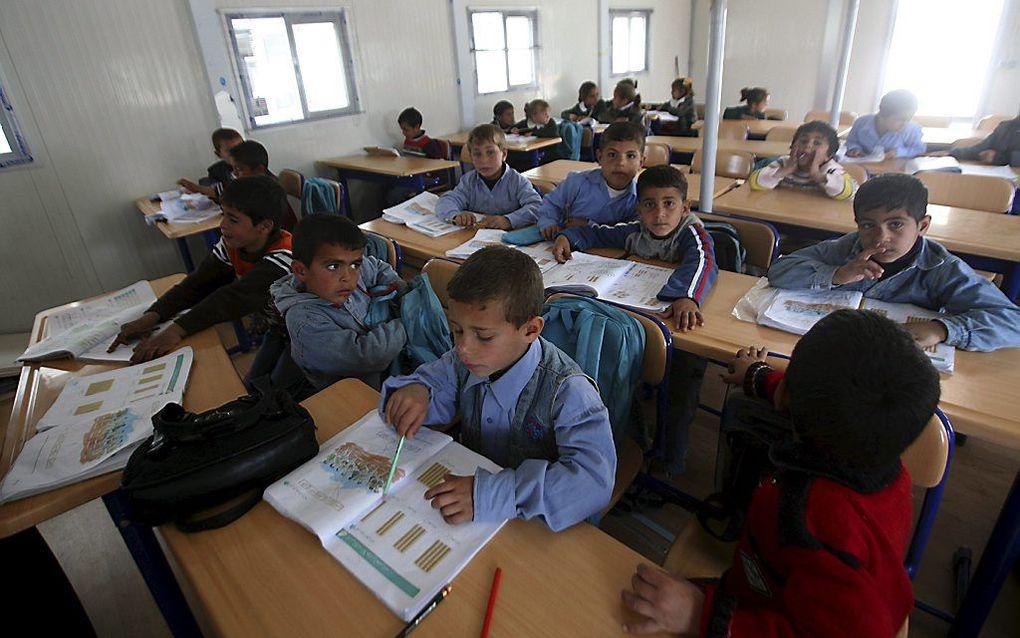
[222,9,361,131]
[0,69,32,169]
[467,8,540,96]
[609,9,651,78]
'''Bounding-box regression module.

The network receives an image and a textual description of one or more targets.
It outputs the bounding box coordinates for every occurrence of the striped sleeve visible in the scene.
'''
[823,161,857,200]
[211,238,231,266]
[263,249,293,274]
[657,223,718,304]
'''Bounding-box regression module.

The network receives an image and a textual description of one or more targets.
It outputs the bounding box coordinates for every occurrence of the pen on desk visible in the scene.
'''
[480,567,502,638]
[382,435,405,497]
[395,584,452,638]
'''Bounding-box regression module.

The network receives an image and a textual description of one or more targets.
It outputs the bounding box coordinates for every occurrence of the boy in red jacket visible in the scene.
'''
[621,309,940,636]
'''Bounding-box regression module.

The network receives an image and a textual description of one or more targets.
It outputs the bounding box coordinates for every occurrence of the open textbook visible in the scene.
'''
[265,411,506,622]
[733,279,955,373]
[18,281,158,363]
[902,156,1018,182]
[0,348,193,503]
[381,192,482,238]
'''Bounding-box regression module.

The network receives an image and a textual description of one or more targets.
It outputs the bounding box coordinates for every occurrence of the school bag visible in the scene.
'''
[301,176,345,216]
[698,393,793,541]
[702,220,746,274]
[398,273,453,372]
[540,296,645,443]
[556,120,583,161]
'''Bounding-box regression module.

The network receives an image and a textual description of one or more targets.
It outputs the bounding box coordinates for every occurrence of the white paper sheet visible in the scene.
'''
[43,281,156,337]
[444,229,507,259]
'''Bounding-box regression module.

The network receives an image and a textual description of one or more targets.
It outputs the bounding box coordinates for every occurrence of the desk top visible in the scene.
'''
[134,197,222,240]
[680,271,1020,450]
[922,127,982,148]
[648,135,791,158]
[361,219,474,263]
[440,131,562,153]
[712,184,1020,262]
[693,120,851,138]
[160,379,663,637]
[0,276,246,537]
[857,158,1020,178]
[521,160,739,203]
[318,155,460,176]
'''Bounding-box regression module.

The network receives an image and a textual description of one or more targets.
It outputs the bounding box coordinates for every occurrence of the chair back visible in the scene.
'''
[804,109,857,125]
[364,231,402,273]
[643,142,671,167]
[901,409,954,577]
[278,169,302,199]
[695,103,705,120]
[913,115,951,127]
[692,149,755,179]
[530,179,558,195]
[459,144,472,163]
[696,211,779,272]
[765,126,797,143]
[421,258,460,311]
[700,121,748,140]
[977,114,1011,131]
[916,172,1015,213]
[763,108,788,121]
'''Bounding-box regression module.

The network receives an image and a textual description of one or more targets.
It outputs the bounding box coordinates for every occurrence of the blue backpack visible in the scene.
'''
[541,296,645,443]
[301,176,344,216]
[398,273,453,372]
[556,120,583,161]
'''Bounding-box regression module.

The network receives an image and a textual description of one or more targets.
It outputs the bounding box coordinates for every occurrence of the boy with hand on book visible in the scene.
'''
[767,173,1020,351]
[271,214,406,394]
[536,121,644,241]
[552,165,717,333]
[622,309,940,636]
[177,128,242,197]
[436,124,542,230]
[380,246,616,531]
[749,121,857,200]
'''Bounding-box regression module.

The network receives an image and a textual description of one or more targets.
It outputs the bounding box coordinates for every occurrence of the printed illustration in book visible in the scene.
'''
[265,411,506,622]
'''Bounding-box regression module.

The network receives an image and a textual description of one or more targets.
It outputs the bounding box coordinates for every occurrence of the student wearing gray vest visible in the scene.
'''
[380,246,617,531]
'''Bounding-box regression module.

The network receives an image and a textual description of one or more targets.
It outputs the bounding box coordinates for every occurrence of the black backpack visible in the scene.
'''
[703,221,746,274]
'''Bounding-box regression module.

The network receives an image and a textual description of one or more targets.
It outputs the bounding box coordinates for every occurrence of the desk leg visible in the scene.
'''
[174,239,195,273]
[948,469,1020,637]
[102,491,202,638]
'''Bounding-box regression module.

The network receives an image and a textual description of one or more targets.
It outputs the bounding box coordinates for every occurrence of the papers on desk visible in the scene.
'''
[958,164,1019,181]
[445,229,506,259]
[18,281,157,363]
[838,147,886,163]
[144,192,221,226]
[363,145,401,158]
[646,110,680,122]
[732,278,954,373]
[382,192,481,238]
[265,411,506,622]
[901,157,1016,182]
[504,133,538,144]
[0,348,194,503]
[541,250,673,312]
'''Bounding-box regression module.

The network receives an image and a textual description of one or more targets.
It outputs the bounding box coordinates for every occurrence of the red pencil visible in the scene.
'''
[480,567,503,638]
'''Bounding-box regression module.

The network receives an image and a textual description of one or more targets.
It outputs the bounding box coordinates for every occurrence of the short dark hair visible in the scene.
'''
[211,128,242,150]
[448,245,544,327]
[398,107,423,128]
[785,309,940,469]
[228,140,269,170]
[739,87,769,104]
[578,81,597,102]
[493,100,514,118]
[292,214,366,265]
[637,165,688,200]
[878,89,918,117]
[794,120,840,157]
[220,176,284,230]
[601,121,645,151]
[853,173,928,221]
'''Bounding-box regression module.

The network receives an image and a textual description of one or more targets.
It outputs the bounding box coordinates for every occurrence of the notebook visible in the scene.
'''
[381,192,481,238]
[264,411,506,622]
[363,146,401,158]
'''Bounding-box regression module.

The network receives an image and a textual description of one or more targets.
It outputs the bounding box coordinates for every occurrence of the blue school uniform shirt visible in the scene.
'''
[535,168,638,232]
[435,164,542,228]
[766,233,1020,351]
[379,338,616,531]
[845,114,926,158]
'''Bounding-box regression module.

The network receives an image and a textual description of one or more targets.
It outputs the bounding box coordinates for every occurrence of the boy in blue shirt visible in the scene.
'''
[436,124,542,230]
[272,214,406,393]
[536,121,643,240]
[845,90,926,159]
[768,173,1020,351]
[380,246,616,531]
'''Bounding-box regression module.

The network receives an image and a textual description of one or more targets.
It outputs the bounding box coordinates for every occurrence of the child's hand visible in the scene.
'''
[384,384,430,438]
[776,159,799,178]
[620,563,704,635]
[809,149,827,182]
[109,312,161,352]
[832,245,887,285]
[177,178,204,194]
[552,235,573,262]
[845,148,864,158]
[424,473,474,524]
[478,215,512,230]
[904,320,949,348]
[721,345,768,385]
[130,323,186,364]
[541,224,562,241]
[659,298,703,332]
[978,149,996,164]
[451,213,477,227]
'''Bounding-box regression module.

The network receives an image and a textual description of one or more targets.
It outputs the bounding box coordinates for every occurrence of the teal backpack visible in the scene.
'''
[541,296,645,443]
[398,273,453,372]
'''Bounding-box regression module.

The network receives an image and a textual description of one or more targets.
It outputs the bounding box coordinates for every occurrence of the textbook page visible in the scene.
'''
[514,241,561,274]
[839,147,885,163]
[43,281,156,337]
[381,192,440,225]
[264,411,451,545]
[78,318,179,364]
[859,299,955,373]
[904,157,961,174]
[504,133,538,144]
[959,164,1018,182]
[601,262,674,312]
[758,289,864,335]
[35,348,193,432]
[324,441,505,622]
[542,252,673,312]
[445,229,506,259]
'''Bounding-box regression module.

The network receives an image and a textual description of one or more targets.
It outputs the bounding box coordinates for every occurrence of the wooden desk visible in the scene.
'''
[692,120,851,139]
[361,219,474,269]
[441,131,561,154]
[160,379,664,637]
[922,126,982,149]
[855,158,1020,179]
[134,197,221,272]
[0,275,247,538]
[521,160,739,204]
[648,135,791,160]
[318,155,460,217]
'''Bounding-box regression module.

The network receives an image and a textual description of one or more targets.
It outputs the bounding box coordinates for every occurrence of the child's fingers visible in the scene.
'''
[443,509,472,525]
[636,563,671,586]
[695,310,705,326]
[620,590,658,621]
[424,479,457,500]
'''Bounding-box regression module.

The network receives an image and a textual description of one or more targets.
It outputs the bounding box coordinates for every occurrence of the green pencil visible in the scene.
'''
[382,435,405,496]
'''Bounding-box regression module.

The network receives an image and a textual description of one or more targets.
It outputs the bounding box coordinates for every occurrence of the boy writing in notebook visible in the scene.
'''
[767,173,1020,351]
[536,121,643,240]
[749,121,857,200]
[436,124,542,230]
[621,309,939,636]
[271,214,406,393]
[380,246,616,531]
[177,128,242,196]
[845,89,925,159]
[110,176,294,366]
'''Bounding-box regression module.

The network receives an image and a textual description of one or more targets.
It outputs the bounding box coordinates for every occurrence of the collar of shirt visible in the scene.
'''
[462,339,541,412]
[669,97,683,108]
[577,102,589,113]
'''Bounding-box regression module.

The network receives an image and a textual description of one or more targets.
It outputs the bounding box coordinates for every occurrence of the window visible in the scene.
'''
[611,10,649,76]
[469,10,538,95]
[881,0,1005,118]
[0,77,32,168]
[224,11,359,129]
